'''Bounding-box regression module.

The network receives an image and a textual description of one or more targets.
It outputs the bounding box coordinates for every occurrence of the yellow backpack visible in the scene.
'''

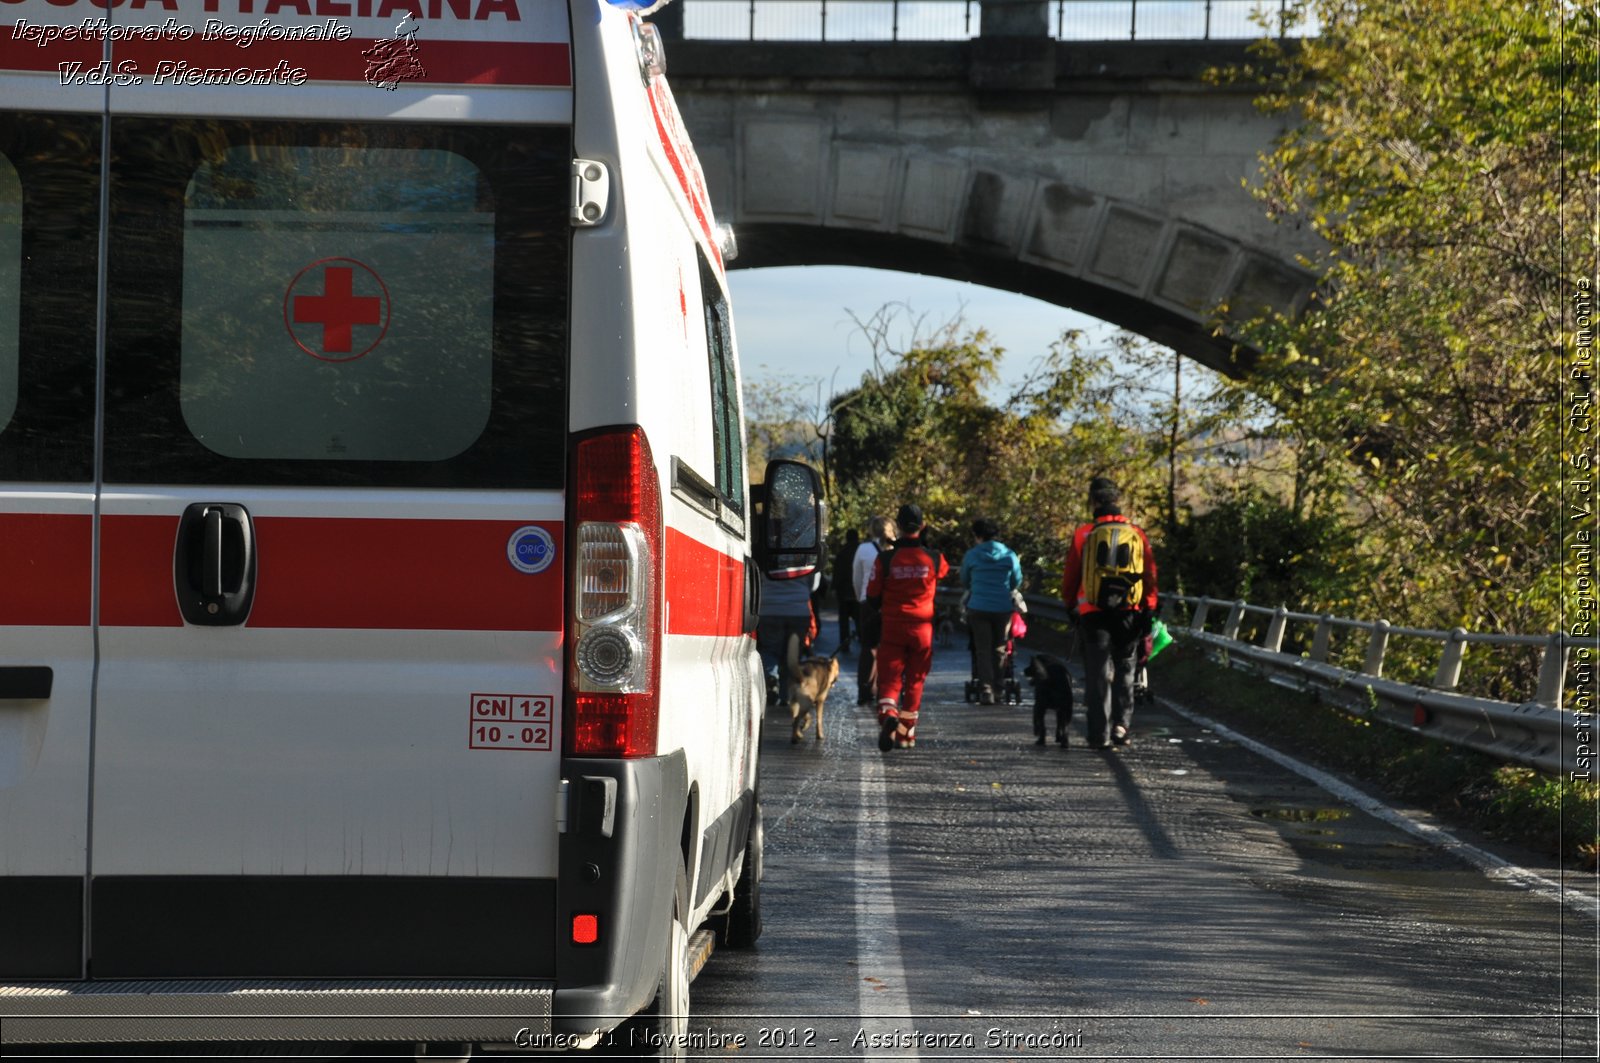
[1082,521,1144,611]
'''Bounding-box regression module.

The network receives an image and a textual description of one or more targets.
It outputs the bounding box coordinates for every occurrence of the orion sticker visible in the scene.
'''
[507,525,556,575]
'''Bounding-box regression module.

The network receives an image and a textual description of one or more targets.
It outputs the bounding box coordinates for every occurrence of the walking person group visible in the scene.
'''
[806,472,1158,755]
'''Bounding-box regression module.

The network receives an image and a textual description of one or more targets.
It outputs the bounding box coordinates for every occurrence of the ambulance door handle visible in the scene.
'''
[175,503,257,627]
[202,505,224,598]
[743,556,761,636]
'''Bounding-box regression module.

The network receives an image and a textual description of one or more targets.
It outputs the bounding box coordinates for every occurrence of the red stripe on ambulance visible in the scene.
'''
[113,37,571,85]
[664,527,744,639]
[97,515,563,630]
[0,37,570,85]
[644,75,721,271]
[101,515,185,627]
[250,516,563,630]
[0,36,100,73]
[0,513,92,627]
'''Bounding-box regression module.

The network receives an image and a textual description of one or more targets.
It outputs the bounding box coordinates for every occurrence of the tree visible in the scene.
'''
[823,310,1259,592]
[1223,0,1596,661]
[1169,486,1359,617]
[825,311,1008,554]
[742,373,828,491]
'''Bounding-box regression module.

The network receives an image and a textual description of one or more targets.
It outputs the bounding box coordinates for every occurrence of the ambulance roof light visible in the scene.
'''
[715,224,738,262]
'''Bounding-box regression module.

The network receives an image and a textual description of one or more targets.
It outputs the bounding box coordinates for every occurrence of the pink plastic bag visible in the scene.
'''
[1010,611,1028,640]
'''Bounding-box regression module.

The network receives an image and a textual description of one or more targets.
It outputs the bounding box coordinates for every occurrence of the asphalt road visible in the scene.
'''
[12,631,1594,1061]
[689,631,1599,1061]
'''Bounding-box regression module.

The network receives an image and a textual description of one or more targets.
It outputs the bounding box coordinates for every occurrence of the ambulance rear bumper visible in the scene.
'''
[0,978,555,1045]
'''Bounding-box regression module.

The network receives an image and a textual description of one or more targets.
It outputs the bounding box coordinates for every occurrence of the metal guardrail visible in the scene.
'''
[1159,594,1592,777]
[680,0,1317,43]
[946,587,1592,775]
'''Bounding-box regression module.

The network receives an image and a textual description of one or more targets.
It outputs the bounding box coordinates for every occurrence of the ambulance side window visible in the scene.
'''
[102,119,569,490]
[701,252,744,517]
[0,156,18,435]
[0,112,99,484]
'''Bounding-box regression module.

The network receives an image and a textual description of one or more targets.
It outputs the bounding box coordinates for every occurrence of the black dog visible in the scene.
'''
[1023,653,1074,748]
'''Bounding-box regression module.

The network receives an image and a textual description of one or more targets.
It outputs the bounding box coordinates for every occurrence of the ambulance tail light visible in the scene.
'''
[568,426,662,758]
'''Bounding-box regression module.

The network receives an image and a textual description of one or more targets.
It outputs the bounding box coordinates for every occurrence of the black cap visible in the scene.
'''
[895,503,924,532]
[1089,476,1121,514]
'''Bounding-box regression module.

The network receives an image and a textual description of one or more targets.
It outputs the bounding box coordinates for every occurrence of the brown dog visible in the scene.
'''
[934,607,958,649]
[785,634,840,743]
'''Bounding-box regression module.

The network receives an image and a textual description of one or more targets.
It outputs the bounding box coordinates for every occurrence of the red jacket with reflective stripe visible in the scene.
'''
[1059,514,1159,616]
[866,536,950,625]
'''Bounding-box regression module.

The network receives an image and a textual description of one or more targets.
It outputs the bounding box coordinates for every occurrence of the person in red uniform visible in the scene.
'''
[865,503,950,751]
[1060,477,1159,750]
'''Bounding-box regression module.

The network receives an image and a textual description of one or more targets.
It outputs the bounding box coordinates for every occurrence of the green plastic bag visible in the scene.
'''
[1147,617,1173,660]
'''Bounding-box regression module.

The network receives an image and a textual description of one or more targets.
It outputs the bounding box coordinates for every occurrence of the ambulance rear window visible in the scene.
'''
[103,119,568,490]
[180,147,494,464]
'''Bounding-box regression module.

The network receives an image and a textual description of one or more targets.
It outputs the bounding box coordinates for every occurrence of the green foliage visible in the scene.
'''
[1221,0,1595,658]
[785,307,1370,612]
[741,373,828,488]
[1169,487,1359,609]
[1474,767,1600,863]
[821,315,1185,590]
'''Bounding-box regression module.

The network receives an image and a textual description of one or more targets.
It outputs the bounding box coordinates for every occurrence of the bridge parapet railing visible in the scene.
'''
[675,0,1318,43]
[1164,593,1597,778]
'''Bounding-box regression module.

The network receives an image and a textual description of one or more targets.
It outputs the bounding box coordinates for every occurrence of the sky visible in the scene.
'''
[727,265,1121,401]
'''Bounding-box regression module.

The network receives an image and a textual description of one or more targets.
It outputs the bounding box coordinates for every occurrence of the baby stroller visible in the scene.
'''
[1133,634,1152,704]
[964,611,1024,705]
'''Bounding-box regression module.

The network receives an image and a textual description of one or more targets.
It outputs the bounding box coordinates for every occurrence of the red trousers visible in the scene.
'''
[876,619,932,746]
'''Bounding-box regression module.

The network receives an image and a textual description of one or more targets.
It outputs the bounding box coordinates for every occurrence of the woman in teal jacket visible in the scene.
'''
[960,518,1022,704]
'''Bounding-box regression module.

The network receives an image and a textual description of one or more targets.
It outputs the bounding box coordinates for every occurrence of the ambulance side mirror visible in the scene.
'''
[753,460,826,580]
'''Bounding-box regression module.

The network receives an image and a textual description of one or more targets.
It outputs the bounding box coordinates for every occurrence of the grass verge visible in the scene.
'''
[1143,640,1599,871]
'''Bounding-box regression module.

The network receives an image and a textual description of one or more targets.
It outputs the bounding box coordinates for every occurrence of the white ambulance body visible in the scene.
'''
[0,0,819,1050]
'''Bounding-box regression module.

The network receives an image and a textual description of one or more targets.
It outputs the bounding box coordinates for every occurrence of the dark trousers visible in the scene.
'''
[837,596,858,648]
[966,609,1011,690]
[856,601,882,703]
[1078,611,1141,745]
[757,615,811,704]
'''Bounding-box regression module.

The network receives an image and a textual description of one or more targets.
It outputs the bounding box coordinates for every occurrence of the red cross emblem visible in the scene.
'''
[283,257,391,362]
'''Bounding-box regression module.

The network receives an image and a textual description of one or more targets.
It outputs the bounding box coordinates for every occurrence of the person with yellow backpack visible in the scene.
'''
[1059,476,1159,750]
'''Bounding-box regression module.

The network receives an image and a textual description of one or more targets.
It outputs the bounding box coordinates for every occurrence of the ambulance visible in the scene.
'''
[0,0,823,1053]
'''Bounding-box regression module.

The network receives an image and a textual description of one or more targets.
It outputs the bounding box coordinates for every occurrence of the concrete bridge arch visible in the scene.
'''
[662,32,1321,377]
